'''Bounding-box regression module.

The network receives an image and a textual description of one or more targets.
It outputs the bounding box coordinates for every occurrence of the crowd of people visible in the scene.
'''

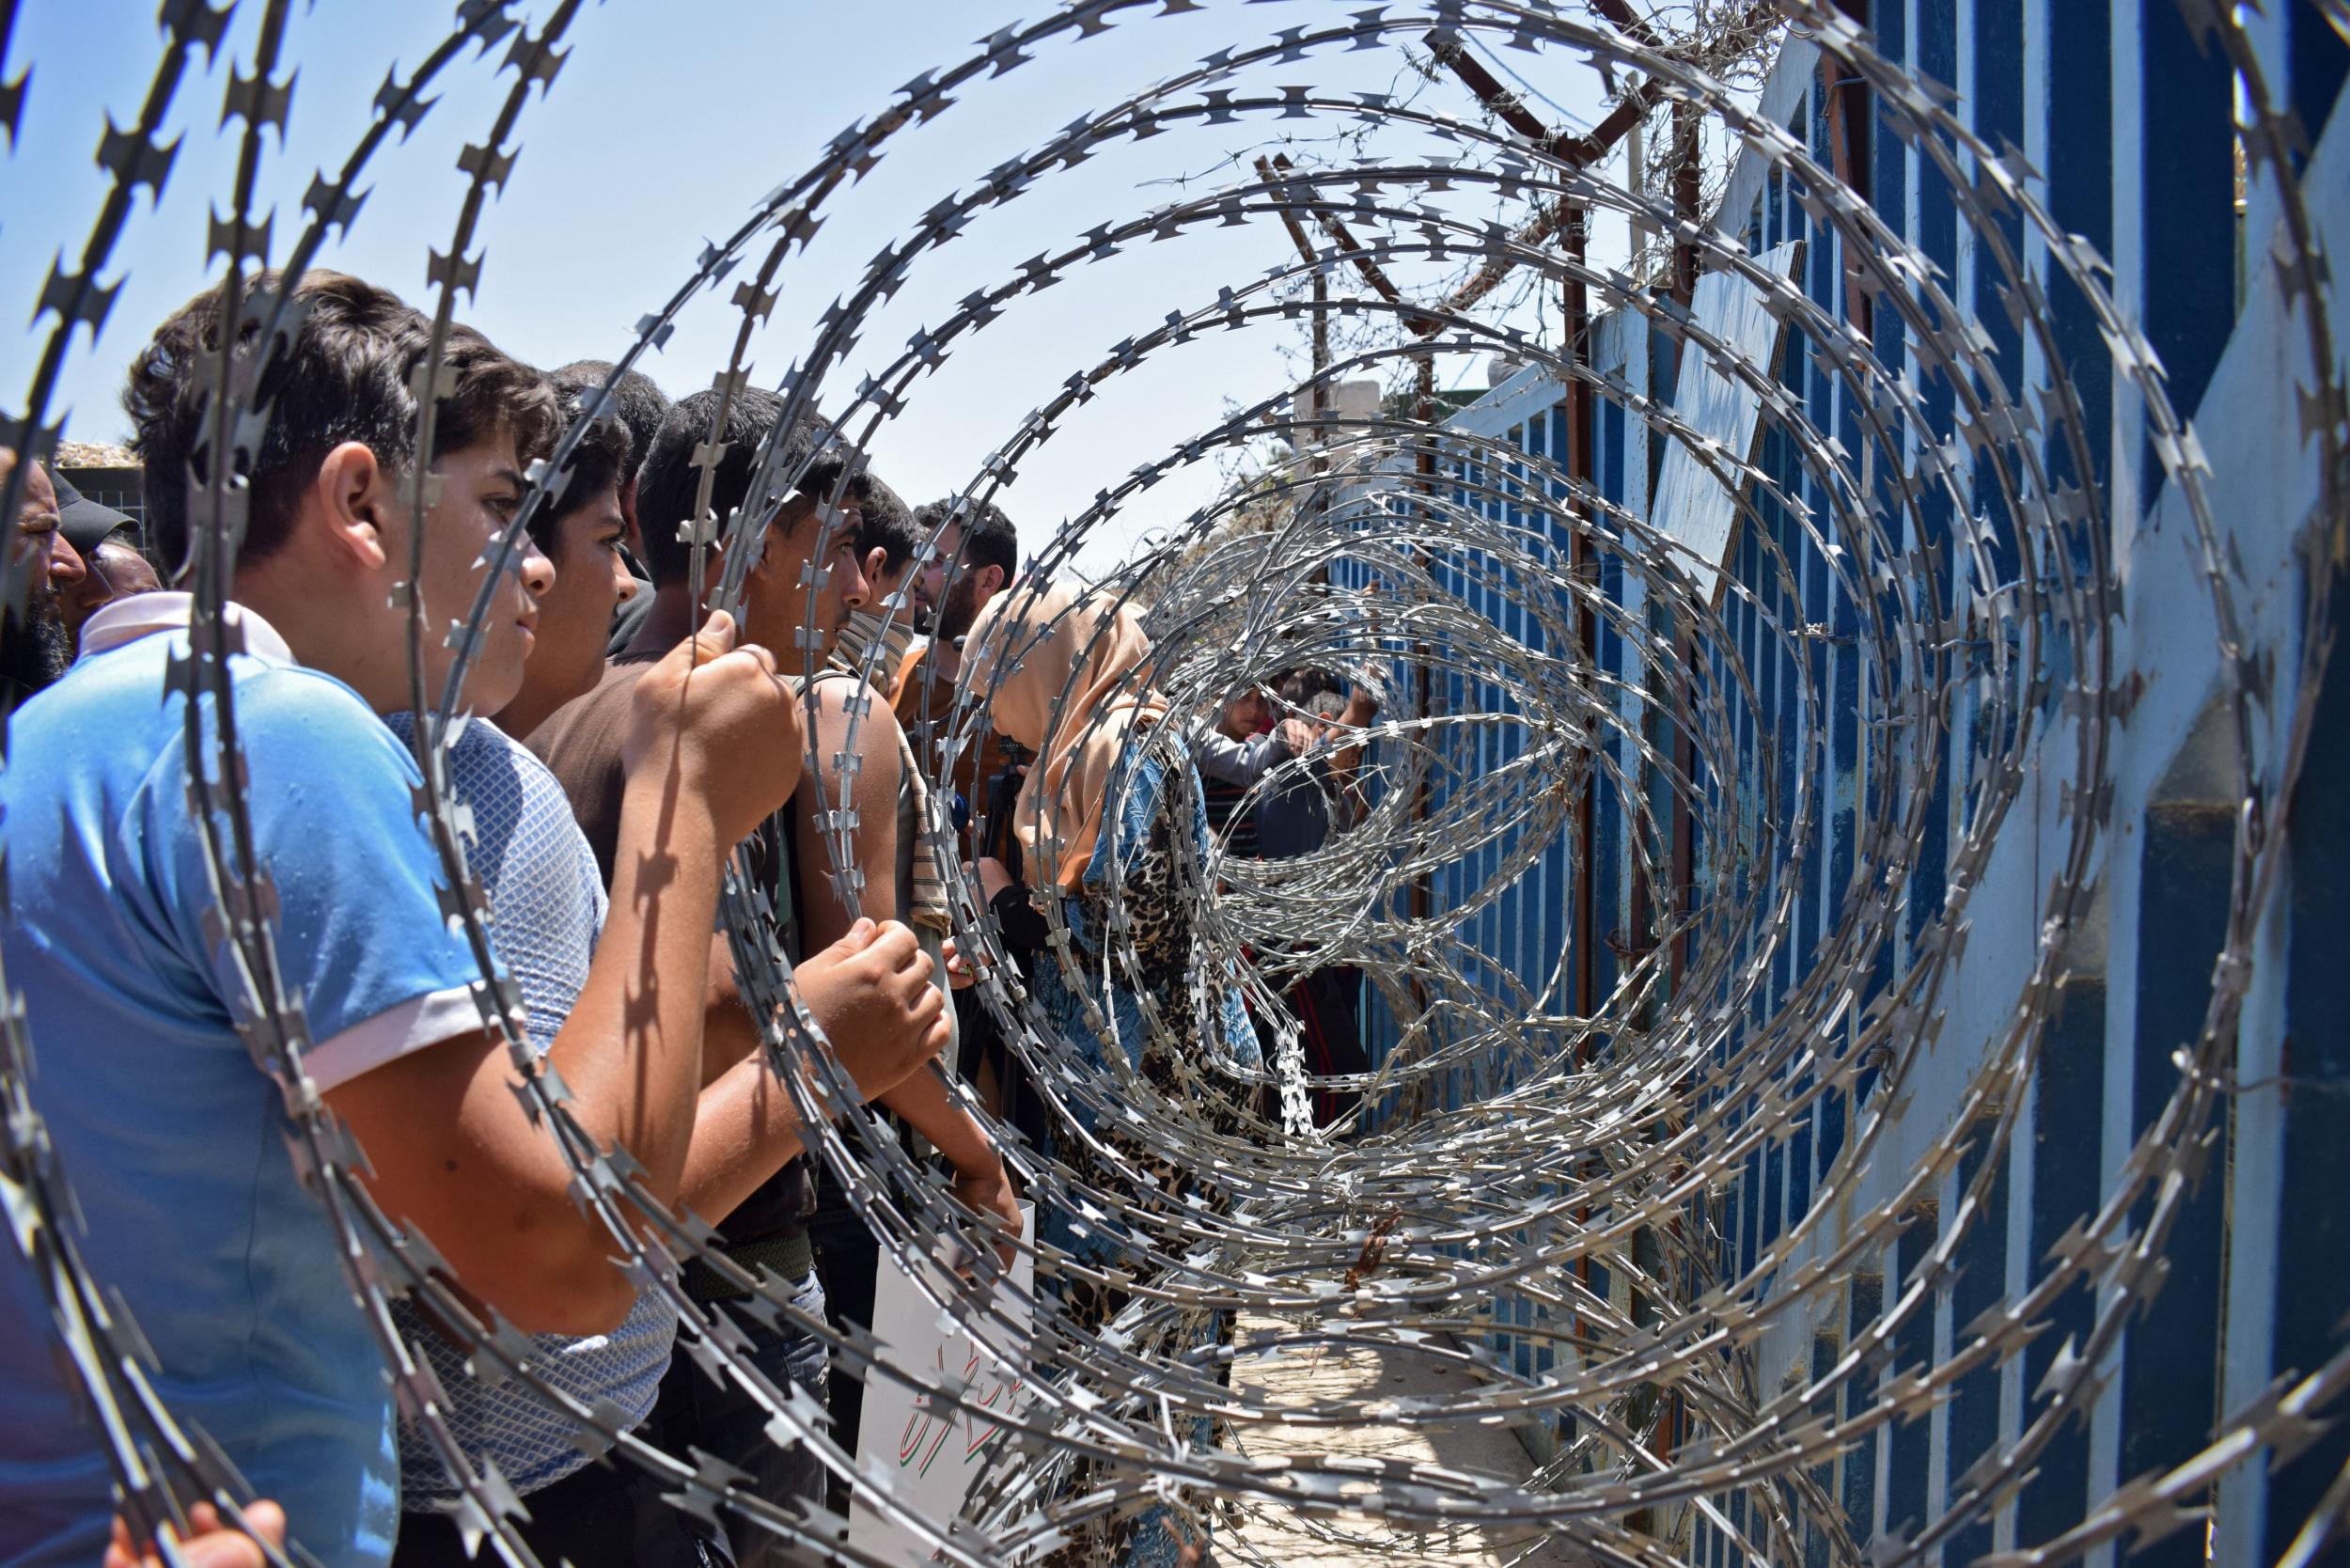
[0,268,1381,1568]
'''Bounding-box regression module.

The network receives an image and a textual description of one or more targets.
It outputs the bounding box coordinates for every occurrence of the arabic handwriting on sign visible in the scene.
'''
[899,1347,1024,1478]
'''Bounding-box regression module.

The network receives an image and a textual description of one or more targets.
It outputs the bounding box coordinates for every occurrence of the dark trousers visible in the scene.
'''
[807,1163,880,1518]
[392,1444,730,1568]
[658,1273,831,1568]
[391,1275,830,1568]
[1294,964,1367,1126]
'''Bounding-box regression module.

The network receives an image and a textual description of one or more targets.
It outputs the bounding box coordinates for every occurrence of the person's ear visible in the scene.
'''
[751,498,819,581]
[863,544,886,585]
[977,563,1006,601]
[619,474,643,549]
[314,442,390,572]
[747,519,783,580]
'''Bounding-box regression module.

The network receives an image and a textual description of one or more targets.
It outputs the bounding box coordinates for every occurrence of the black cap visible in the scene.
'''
[52,475,139,559]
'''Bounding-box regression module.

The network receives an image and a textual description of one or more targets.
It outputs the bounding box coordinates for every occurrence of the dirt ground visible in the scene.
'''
[1219,1314,1596,1568]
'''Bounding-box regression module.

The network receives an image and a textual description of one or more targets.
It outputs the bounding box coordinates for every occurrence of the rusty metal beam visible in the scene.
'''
[1446,200,1571,314]
[1254,154,1324,272]
[1422,26,1655,174]
[1822,0,1872,339]
[1587,0,1665,51]
[1422,29,1556,147]
[1267,152,1440,335]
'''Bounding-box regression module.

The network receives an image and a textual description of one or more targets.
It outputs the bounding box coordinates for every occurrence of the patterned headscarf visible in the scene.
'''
[965,580,1165,890]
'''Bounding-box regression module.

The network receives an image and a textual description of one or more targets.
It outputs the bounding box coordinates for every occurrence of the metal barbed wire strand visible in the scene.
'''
[2,1,2344,1563]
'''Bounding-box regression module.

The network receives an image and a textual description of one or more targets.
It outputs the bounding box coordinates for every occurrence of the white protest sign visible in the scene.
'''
[848,1206,1034,1562]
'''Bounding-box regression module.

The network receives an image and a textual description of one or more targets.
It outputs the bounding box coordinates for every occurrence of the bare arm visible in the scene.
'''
[331,615,797,1336]
[793,679,1011,1232]
[674,918,948,1224]
[698,930,760,1088]
[1331,687,1379,778]
[882,1058,1019,1263]
[791,675,903,945]
[668,681,960,1227]
[542,755,732,1200]
[1327,689,1380,827]
[670,1049,816,1227]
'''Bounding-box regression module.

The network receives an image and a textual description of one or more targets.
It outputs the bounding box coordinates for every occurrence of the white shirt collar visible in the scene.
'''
[75,592,297,667]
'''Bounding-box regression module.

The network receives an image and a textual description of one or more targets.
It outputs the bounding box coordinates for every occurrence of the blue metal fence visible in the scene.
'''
[1342,5,2349,1559]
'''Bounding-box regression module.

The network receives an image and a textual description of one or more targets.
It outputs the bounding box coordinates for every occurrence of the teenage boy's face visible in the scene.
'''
[531,482,634,710]
[1223,687,1269,737]
[406,435,553,715]
[752,494,868,663]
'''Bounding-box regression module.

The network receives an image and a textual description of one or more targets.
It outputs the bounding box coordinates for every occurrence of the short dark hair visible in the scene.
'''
[913,497,1018,591]
[535,371,634,560]
[634,388,859,588]
[552,359,668,482]
[1275,666,1344,707]
[856,478,919,575]
[123,270,558,577]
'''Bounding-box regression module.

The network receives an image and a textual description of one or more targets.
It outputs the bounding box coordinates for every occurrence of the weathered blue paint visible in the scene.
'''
[2115,798,2233,1567]
[2292,5,2348,158]
[2136,0,2236,464]
[1886,1215,1936,1543]
[1843,1268,1886,1545]
[2264,626,2350,1560]
[2010,976,2103,1547]
[1946,1134,2009,1563]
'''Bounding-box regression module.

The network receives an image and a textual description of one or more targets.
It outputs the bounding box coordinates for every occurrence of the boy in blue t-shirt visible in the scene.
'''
[0,270,814,1568]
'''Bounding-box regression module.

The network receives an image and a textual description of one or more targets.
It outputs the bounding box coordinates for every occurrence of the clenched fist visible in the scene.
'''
[625,609,807,848]
[795,917,950,1100]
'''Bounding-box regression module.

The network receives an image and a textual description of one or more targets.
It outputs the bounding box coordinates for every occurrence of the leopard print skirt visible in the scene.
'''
[1026,733,1258,1566]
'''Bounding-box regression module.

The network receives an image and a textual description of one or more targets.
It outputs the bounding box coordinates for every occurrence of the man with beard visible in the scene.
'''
[893,497,1018,811]
[0,448,89,701]
[891,500,1042,1136]
[56,476,161,646]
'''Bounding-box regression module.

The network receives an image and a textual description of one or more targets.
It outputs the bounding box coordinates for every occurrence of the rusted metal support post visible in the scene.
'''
[1668,95,1701,991]
[1256,153,1342,568]
[1409,352,1437,959]
[1653,84,1713,1505]
[1823,0,1872,340]
[1311,272,1330,408]
[1310,269,1329,497]
[1563,203,1600,1026]
[1671,98,1702,311]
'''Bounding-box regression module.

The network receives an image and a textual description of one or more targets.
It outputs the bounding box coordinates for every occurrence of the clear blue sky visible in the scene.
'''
[1,1,1621,575]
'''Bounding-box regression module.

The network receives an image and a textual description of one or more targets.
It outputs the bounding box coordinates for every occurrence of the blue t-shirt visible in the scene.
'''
[0,606,488,1568]
[380,713,676,1508]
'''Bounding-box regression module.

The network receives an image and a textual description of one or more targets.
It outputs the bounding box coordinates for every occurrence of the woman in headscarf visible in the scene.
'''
[963,580,1258,1568]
